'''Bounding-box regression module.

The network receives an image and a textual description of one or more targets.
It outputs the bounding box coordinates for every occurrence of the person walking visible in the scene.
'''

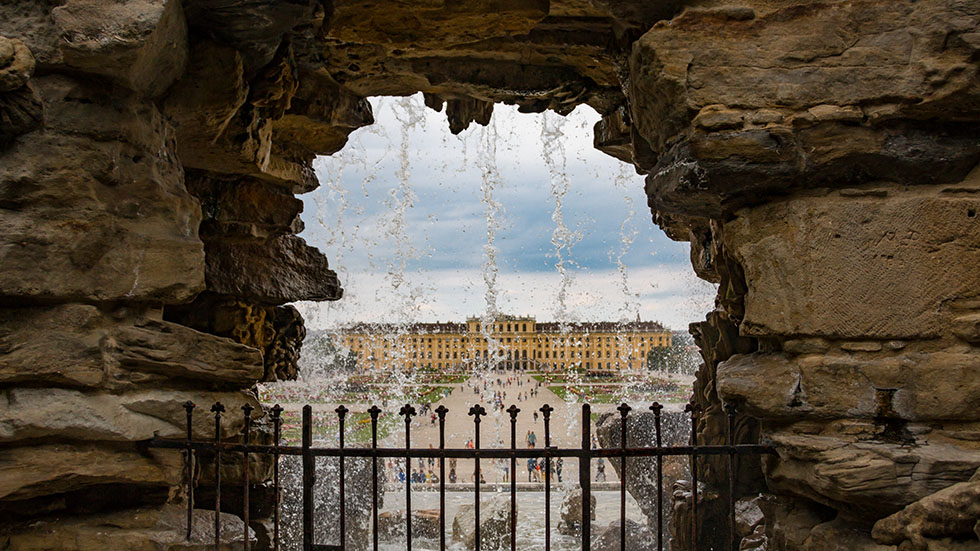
[527,457,536,482]
[528,430,537,448]
[556,457,563,483]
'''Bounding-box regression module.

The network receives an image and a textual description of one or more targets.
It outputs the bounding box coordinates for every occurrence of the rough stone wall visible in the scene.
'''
[0,0,354,547]
[1,1,979,550]
[619,2,980,549]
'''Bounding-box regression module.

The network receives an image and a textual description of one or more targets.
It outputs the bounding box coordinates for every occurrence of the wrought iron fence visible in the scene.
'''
[146,401,774,551]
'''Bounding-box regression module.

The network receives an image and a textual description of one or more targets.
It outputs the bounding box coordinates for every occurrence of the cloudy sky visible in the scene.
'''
[294,95,715,331]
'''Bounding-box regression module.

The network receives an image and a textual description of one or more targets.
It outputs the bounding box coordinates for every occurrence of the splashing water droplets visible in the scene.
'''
[540,111,582,334]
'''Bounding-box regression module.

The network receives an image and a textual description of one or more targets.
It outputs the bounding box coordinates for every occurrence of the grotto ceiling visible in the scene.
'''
[1,0,980,549]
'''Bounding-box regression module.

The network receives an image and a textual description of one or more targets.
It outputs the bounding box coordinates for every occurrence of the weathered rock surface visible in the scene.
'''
[804,518,896,551]
[872,468,980,550]
[759,494,835,551]
[1,504,254,551]
[593,519,658,551]
[164,295,306,382]
[558,487,596,536]
[0,36,41,141]
[767,427,980,519]
[0,443,181,503]
[632,0,980,220]
[204,234,342,304]
[723,181,980,340]
[0,75,204,304]
[453,494,514,550]
[0,388,259,443]
[50,0,188,98]
[718,351,980,423]
[0,305,264,389]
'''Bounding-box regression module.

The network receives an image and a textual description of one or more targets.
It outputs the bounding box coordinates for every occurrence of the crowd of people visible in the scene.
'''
[467,374,544,413]
[379,371,612,485]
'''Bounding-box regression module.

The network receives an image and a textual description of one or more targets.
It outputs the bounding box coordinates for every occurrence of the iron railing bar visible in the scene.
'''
[242,404,253,551]
[469,405,486,551]
[650,402,663,551]
[272,405,283,551]
[369,406,381,551]
[618,404,630,551]
[581,403,591,551]
[400,404,416,551]
[337,406,348,551]
[302,406,315,551]
[687,403,700,551]
[507,405,519,551]
[541,404,553,551]
[213,403,225,551]
[437,406,449,551]
[726,403,737,551]
[183,402,195,542]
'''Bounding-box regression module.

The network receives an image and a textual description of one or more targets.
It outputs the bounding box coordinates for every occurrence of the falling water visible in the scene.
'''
[476,116,503,367]
[540,112,581,334]
[611,162,641,322]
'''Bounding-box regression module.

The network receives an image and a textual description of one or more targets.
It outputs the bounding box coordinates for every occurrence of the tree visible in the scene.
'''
[647,332,700,375]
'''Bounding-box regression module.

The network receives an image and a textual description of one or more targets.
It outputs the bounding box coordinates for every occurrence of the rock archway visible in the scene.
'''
[2,1,979,549]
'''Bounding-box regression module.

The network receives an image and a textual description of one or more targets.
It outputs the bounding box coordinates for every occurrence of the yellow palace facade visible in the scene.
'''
[336,315,671,372]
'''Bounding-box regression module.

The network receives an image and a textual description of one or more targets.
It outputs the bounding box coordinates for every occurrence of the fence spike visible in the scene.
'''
[725,401,738,551]
[618,403,630,551]
[270,404,283,551]
[540,404,553,551]
[685,402,700,551]
[212,402,224,551]
[437,405,448,551]
[242,404,253,551]
[183,401,195,541]
[650,402,664,551]
[369,405,380,551]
